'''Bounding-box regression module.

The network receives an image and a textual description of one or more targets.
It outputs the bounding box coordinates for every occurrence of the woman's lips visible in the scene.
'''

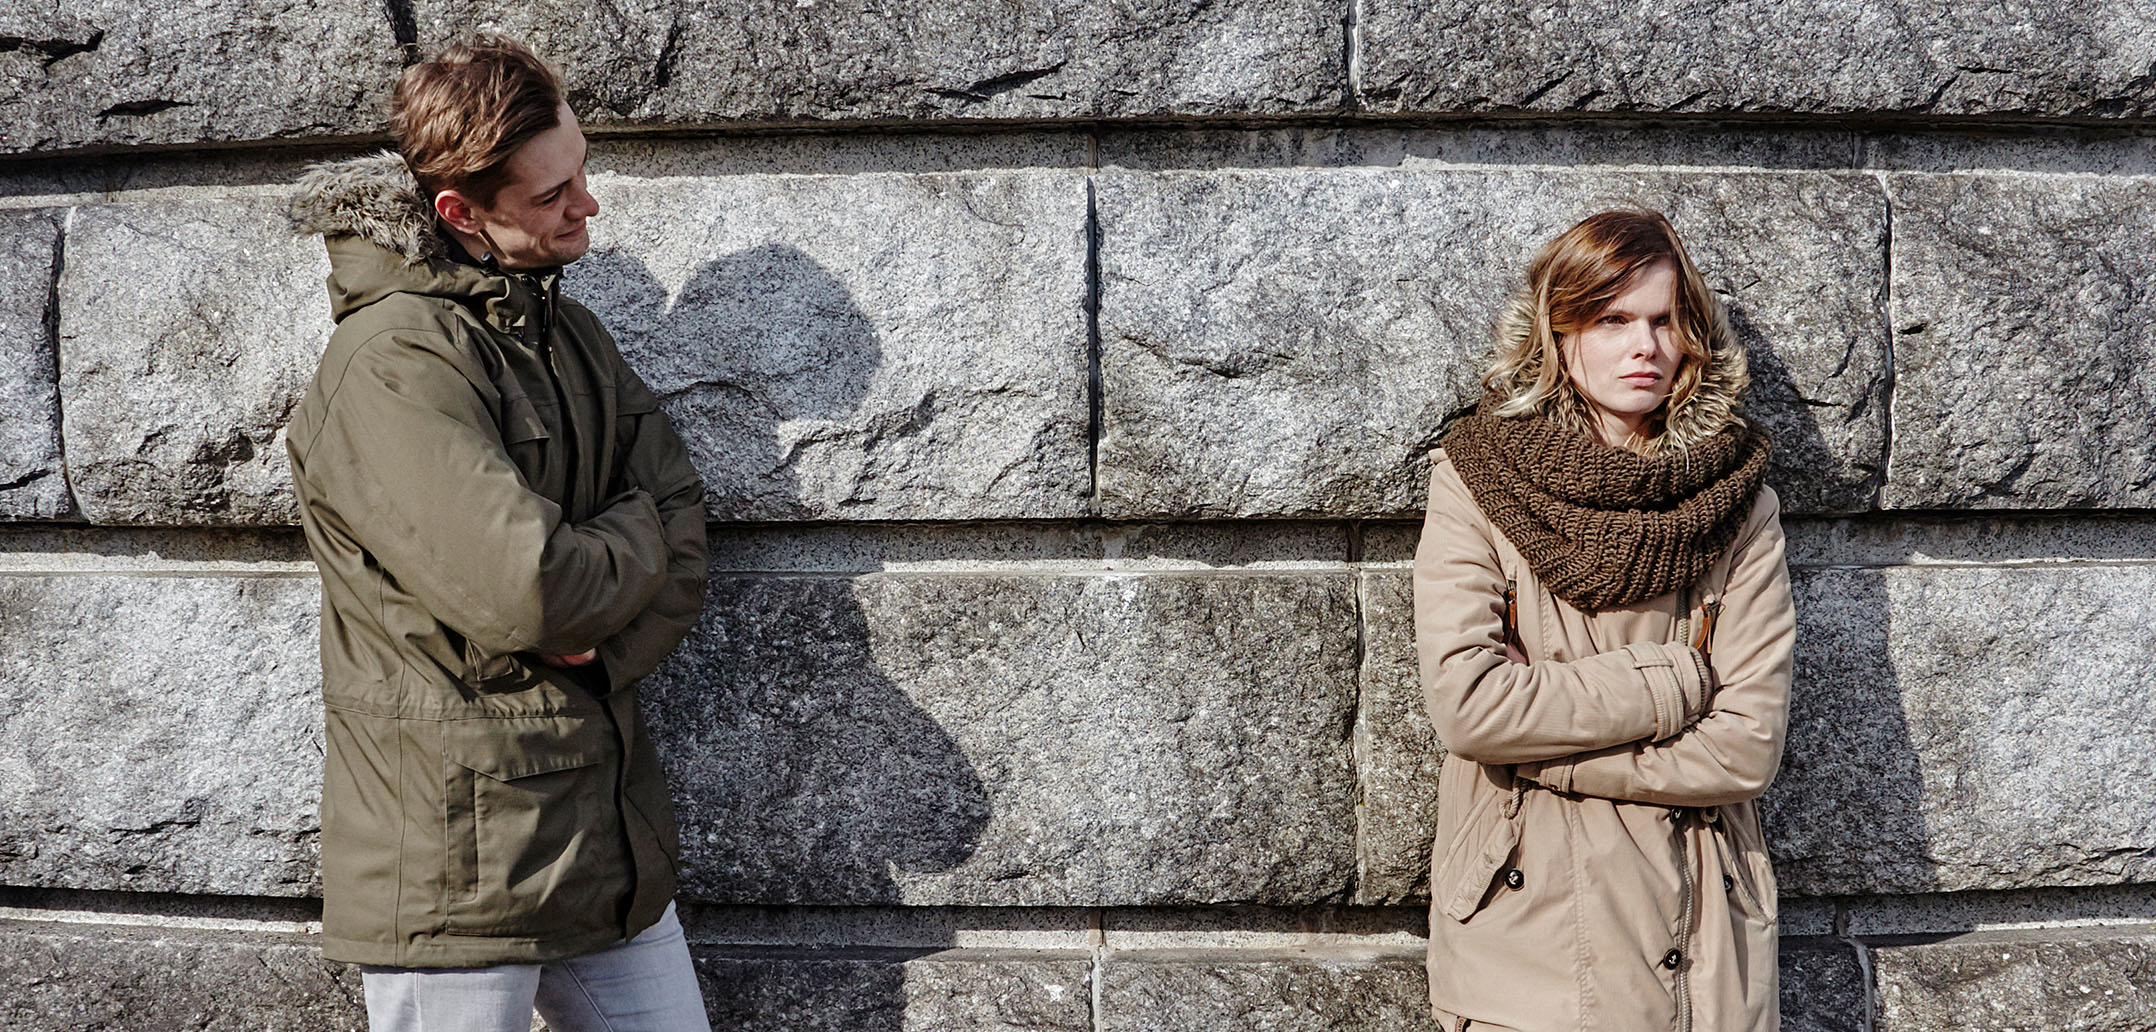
[1619,372,1664,386]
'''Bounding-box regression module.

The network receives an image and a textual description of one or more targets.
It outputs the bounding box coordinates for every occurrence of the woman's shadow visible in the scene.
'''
[573,246,991,1029]
[1740,305,1936,899]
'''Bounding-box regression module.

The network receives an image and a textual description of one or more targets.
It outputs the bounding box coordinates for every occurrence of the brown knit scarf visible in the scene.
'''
[1441,397,1771,611]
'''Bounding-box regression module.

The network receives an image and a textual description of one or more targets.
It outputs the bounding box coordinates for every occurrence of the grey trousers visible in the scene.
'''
[358,903,712,1032]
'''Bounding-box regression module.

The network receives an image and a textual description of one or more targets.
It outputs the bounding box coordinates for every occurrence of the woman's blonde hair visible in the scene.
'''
[1483,209,1742,454]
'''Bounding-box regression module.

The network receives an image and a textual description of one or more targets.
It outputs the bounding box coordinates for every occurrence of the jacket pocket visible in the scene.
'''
[440,714,617,936]
[1434,785,1525,922]
[1712,809,1780,922]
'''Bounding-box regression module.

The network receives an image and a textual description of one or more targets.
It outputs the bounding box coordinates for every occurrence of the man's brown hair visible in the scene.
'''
[390,36,564,207]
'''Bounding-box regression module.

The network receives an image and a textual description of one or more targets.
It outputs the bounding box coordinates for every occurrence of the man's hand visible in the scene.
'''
[540,649,598,667]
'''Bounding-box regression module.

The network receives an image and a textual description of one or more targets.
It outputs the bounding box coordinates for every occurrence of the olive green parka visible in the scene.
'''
[284,153,707,967]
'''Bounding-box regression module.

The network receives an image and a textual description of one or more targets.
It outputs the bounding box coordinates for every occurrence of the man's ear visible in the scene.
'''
[434,189,483,235]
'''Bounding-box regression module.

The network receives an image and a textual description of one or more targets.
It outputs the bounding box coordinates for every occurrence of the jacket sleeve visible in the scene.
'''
[1515,488,1796,806]
[301,327,670,656]
[594,361,709,694]
[1415,456,1714,765]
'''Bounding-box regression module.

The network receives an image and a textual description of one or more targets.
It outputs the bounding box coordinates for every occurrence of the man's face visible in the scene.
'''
[456,101,598,270]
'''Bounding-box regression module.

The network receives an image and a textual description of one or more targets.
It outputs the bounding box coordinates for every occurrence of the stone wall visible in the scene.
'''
[5,3,2156,1029]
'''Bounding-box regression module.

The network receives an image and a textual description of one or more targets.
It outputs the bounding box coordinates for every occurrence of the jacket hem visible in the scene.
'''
[321,926,631,969]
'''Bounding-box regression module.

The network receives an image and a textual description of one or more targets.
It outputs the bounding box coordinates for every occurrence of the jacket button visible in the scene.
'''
[1724,874,1736,892]
[1662,949,1684,970]
[1503,868,1524,890]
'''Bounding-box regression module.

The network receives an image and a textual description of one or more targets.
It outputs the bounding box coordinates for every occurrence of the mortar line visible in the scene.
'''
[46,208,72,520]
[380,0,420,64]
[1348,571,1372,901]
[1834,901,1880,1032]
[1089,908,1106,1032]
[1344,0,1364,103]
[1083,168,1105,514]
[1875,172,1897,509]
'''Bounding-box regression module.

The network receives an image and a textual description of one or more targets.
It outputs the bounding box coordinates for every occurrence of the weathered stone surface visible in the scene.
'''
[1769,565,2156,896]
[0,2,399,156]
[58,199,330,525]
[0,919,365,1031]
[1354,571,1440,904]
[695,947,1092,1032]
[414,0,1347,129]
[570,171,1091,520]
[646,572,1360,906]
[1095,169,1888,519]
[0,208,67,519]
[1873,929,2156,1031]
[0,574,321,895]
[1781,938,1867,1032]
[1886,174,2156,508]
[1096,947,1438,1031]
[1358,1,2156,120]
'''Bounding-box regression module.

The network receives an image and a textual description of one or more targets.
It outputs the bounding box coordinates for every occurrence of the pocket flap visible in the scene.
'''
[443,714,607,781]
[1437,804,1524,922]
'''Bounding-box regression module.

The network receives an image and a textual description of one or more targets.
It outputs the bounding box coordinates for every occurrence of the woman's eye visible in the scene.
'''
[1599,314,1624,325]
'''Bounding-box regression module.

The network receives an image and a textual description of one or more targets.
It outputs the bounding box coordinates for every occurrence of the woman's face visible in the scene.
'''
[1562,260,1682,447]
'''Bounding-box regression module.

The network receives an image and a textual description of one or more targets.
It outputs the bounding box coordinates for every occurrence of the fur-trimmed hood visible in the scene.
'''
[1488,282,1751,453]
[289,150,444,265]
[288,152,530,329]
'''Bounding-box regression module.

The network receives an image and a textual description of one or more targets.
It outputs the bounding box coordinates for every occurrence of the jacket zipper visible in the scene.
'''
[527,276,579,508]
[1672,588,1694,1032]
[1674,822,1694,1032]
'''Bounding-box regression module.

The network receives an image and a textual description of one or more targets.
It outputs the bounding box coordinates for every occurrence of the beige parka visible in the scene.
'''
[1413,310,1797,1032]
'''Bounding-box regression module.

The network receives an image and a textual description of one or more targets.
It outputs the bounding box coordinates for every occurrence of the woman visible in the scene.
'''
[1414,210,1796,1032]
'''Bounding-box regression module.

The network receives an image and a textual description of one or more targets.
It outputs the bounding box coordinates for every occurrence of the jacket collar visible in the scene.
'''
[288,150,553,340]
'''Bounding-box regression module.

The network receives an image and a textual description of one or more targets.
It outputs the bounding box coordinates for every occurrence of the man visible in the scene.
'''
[285,36,711,1031]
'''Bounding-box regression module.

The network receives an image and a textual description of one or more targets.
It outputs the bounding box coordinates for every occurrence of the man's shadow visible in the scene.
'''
[573,247,990,1028]
[1741,305,1936,925]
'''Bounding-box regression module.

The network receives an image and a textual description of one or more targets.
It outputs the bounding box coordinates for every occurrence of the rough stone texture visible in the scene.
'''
[571,171,1091,521]
[413,0,1347,129]
[1886,174,2156,508]
[0,574,322,896]
[1358,1,2156,120]
[1873,929,2156,1031]
[1353,571,1440,904]
[0,2,399,156]
[0,208,67,519]
[1095,169,1888,519]
[58,199,330,525]
[694,947,1093,1032]
[1781,938,1868,1032]
[0,919,365,1031]
[1770,565,2156,896]
[1096,947,1438,1031]
[645,572,1360,906]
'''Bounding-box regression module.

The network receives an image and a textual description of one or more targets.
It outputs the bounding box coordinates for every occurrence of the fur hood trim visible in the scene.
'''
[287,151,443,264]
[1490,283,1751,452]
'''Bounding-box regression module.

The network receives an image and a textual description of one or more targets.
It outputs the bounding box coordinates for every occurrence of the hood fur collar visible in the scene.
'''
[287,151,444,264]
[1489,282,1751,452]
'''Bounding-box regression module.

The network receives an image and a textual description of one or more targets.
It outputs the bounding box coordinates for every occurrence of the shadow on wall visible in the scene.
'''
[573,247,991,1030]
[1739,308,1936,908]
